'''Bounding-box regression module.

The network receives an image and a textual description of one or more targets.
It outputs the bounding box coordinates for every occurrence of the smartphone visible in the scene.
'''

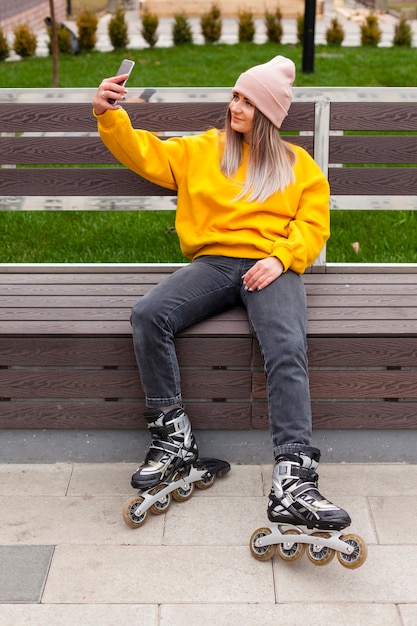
[108,59,135,105]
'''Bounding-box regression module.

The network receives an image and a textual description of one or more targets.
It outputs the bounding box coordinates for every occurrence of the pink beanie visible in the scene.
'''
[232,55,295,128]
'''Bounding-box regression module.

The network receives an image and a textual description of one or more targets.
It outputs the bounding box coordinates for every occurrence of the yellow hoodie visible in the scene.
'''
[96,108,330,274]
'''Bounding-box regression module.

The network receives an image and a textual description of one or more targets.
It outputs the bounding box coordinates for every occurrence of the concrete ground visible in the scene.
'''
[0,461,416,625]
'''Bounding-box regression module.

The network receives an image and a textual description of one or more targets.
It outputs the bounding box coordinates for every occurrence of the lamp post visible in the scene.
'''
[302,0,317,73]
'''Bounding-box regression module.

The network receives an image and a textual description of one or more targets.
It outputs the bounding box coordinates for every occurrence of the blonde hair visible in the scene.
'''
[220,107,295,203]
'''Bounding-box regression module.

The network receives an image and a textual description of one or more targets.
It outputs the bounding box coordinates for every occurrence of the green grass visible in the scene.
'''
[1,43,417,88]
[0,211,188,263]
[1,42,417,264]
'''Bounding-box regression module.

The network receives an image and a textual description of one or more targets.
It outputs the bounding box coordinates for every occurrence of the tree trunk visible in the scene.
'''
[49,0,59,87]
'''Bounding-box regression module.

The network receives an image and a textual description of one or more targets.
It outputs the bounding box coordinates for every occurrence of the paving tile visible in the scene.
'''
[399,605,417,626]
[0,604,158,625]
[160,602,402,626]
[42,545,275,604]
[0,546,54,603]
[315,464,417,497]
[67,462,262,497]
[368,496,417,544]
[272,546,417,603]
[0,464,72,496]
[163,495,265,546]
[67,463,137,496]
[0,496,164,545]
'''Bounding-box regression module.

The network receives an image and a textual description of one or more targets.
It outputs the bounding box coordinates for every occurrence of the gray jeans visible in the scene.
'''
[130,255,312,456]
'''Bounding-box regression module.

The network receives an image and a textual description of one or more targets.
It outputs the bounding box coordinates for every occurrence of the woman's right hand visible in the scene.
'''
[92,75,129,115]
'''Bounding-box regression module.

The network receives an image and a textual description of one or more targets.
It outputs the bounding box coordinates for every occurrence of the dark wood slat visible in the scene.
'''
[0,401,251,430]
[252,401,417,429]
[252,371,417,399]
[0,272,177,285]
[329,167,417,195]
[2,306,417,323]
[0,137,120,165]
[0,101,314,133]
[0,336,252,367]
[304,283,417,296]
[329,135,417,164]
[0,168,175,197]
[306,320,417,335]
[0,319,252,335]
[0,369,252,399]
[3,318,417,336]
[304,273,417,285]
[254,337,417,367]
[308,307,417,321]
[6,292,417,308]
[0,336,137,367]
[330,103,417,131]
[0,284,152,296]
[0,134,314,165]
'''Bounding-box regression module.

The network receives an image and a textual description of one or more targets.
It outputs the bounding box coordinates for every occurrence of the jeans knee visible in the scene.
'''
[131,297,153,331]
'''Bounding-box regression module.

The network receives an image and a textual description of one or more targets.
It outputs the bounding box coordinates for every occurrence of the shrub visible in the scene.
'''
[393,16,412,47]
[296,14,304,45]
[141,8,159,47]
[0,27,10,61]
[238,10,255,43]
[47,24,73,54]
[13,24,37,58]
[108,6,129,50]
[200,3,222,44]
[326,17,345,46]
[172,12,193,46]
[265,6,283,44]
[360,13,382,46]
[76,9,98,50]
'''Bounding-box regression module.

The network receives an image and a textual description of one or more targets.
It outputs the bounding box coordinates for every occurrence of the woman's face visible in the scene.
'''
[229,92,255,142]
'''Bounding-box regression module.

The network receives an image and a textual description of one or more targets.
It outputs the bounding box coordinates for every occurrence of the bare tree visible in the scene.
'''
[49,0,59,87]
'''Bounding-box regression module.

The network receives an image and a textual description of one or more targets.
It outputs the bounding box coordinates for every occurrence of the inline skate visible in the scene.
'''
[122,407,231,528]
[250,446,367,569]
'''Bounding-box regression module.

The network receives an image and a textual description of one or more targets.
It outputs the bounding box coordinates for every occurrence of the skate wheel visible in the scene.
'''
[276,528,305,563]
[337,533,368,569]
[249,527,274,561]
[149,484,172,515]
[195,471,216,490]
[305,532,335,566]
[122,495,148,528]
[172,478,195,502]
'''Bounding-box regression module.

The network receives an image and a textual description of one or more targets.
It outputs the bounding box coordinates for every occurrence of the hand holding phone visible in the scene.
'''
[107,59,135,105]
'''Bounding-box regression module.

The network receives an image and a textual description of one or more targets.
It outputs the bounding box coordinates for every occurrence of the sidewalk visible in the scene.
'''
[1,461,417,624]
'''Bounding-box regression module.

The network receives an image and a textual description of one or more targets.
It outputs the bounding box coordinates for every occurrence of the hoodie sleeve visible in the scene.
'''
[271,149,330,273]
[94,108,188,191]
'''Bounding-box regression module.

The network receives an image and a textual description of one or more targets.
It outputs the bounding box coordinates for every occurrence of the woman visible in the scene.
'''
[93,55,351,531]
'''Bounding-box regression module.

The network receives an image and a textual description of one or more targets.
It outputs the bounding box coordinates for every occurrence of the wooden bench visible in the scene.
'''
[1,86,417,461]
